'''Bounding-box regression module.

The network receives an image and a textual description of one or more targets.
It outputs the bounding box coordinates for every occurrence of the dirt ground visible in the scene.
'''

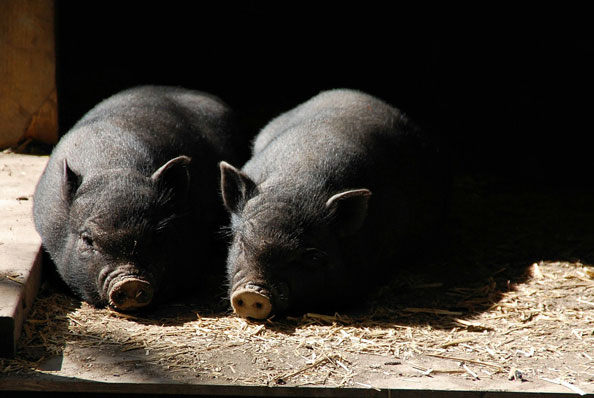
[1,153,594,395]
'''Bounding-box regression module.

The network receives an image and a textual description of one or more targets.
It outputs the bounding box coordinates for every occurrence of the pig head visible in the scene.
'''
[56,155,191,311]
[220,161,371,319]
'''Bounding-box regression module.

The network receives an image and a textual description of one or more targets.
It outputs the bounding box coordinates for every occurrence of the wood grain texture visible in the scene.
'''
[0,0,57,148]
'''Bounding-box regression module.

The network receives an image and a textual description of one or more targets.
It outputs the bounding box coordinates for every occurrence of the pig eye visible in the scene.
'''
[80,232,94,248]
[303,248,328,268]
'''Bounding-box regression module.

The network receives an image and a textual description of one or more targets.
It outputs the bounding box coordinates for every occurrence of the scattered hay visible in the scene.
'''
[2,260,593,390]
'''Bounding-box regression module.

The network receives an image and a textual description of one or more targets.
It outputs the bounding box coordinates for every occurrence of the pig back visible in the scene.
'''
[35,85,237,219]
[63,85,236,175]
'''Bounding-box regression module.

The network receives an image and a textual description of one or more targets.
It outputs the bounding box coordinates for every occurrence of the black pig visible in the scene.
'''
[220,89,449,319]
[34,86,239,311]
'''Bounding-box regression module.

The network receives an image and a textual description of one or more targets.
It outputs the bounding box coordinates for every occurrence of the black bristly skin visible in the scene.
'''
[220,89,450,316]
[33,86,240,308]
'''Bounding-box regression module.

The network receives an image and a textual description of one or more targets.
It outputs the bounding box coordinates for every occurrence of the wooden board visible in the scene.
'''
[0,152,48,357]
[0,0,58,148]
[0,375,589,397]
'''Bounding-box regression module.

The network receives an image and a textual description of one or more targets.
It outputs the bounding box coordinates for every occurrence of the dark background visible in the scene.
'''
[54,3,593,189]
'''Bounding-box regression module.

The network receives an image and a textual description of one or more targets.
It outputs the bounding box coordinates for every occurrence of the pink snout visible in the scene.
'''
[231,288,272,320]
[108,278,154,311]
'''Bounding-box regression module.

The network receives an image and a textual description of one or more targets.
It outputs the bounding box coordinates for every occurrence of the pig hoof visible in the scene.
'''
[231,289,272,320]
[109,278,154,311]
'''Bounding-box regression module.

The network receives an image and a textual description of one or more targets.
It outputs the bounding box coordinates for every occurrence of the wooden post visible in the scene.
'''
[0,0,58,149]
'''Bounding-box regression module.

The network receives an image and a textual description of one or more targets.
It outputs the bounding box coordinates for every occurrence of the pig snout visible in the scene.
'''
[231,286,273,320]
[108,278,154,311]
[100,264,156,311]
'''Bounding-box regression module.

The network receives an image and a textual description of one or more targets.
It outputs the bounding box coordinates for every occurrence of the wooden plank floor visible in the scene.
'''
[0,377,589,398]
[0,152,47,357]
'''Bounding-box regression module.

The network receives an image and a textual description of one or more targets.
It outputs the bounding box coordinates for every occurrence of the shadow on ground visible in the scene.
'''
[336,175,594,330]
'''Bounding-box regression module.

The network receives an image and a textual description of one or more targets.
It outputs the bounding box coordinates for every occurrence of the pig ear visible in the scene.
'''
[62,159,81,204]
[151,156,191,197]
[326,189,372,236]
[220,161,257,213]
